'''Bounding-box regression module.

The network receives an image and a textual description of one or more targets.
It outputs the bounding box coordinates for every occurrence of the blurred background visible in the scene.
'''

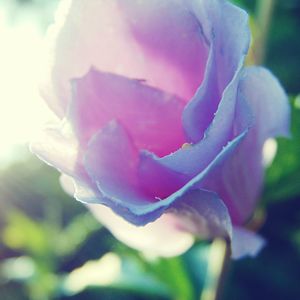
[0,0,299,299]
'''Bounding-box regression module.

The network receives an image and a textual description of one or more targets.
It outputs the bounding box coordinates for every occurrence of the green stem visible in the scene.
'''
[200,239,231,300]
[254,0,276,64]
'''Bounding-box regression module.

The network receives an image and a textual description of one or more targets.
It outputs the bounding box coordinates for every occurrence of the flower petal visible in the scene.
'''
[83,118,247,225]
[87,189,232,256]
[231,227,265,259]
[84,120,150,206]
[60,174,101,204]
[139,66,253,178]
[183,0,250,142]
[239,67,290,140]
[43,0,209,117]
[199,67,290,224]
[69,69,186,156]
[137,150,189,200]
[88,204,194,258]
[170,189,232,240]
[116,0,209,99]
[30,125,81,177]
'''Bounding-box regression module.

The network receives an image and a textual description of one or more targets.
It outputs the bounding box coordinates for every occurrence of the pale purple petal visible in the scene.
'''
[139,67,253,178]
[84,121,149,205]
[171,189,232,240]
[87,189,231,257]
[83,118,246,225]
[199,67,290,224]
[61,174,194,257]
[116,0,209,100]
[183,0,250,142]
[137,150,189,200]
[88,204,194,257]
[70,69,186,156]
[231,227,266,259]
[239,67,290,140]
[43,0,208,117]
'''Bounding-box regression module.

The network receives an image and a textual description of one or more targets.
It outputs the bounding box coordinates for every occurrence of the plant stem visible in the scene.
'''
[254,0,276,65]
[200,239,231,300]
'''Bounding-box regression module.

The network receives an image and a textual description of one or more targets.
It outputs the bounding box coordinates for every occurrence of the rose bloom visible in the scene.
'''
[32,0,290,258]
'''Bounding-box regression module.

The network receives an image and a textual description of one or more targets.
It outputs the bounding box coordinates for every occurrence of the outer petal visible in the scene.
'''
[30,125,81,177]
[60,174,101,204]
[69,69,186,156]
[87,189,232,256]
[199,67,290,224]
[170,189,232,240]
[231,227,265,259]
[43,0,208,117]
[61,174,259,259]
[115,0,209,100]
[88,204,194,258]
[239,67,290,140]
[61,175,194,257]
[183,0,250,142]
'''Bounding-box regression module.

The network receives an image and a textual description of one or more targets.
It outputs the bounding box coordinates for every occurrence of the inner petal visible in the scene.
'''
[69,69,186,157]
[116,0,209,100]
[83,119,245,226]
[84,121,149,205]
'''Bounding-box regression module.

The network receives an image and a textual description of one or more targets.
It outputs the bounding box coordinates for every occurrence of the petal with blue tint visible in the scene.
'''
[183,0,250,142]
[84,121,150,206]
[199,67,290,224]
[139,65,253,179]
[231,227,266,259]
[171,189,232,240]
[83,118,247,226]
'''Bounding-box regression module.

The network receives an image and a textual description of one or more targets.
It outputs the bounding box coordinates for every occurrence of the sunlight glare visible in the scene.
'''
[0,4,53,166]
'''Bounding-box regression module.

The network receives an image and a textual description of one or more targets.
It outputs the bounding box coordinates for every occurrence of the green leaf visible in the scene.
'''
[146,256,195,300]
[2,211,51,257]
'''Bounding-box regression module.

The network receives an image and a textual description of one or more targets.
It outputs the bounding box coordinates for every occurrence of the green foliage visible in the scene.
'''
[266,1,300,94]
[142,256,196,300]
[3,212,52,257]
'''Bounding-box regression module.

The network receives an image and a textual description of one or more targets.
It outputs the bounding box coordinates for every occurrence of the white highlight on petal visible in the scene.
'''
[262,138,278,167]
[60,174,75,195]
[88,203,194,257]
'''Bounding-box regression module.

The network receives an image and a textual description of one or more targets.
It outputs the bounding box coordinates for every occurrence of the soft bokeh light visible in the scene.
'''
[0,2,53,167]
[263,138,278,167]
[64,253,122,295]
